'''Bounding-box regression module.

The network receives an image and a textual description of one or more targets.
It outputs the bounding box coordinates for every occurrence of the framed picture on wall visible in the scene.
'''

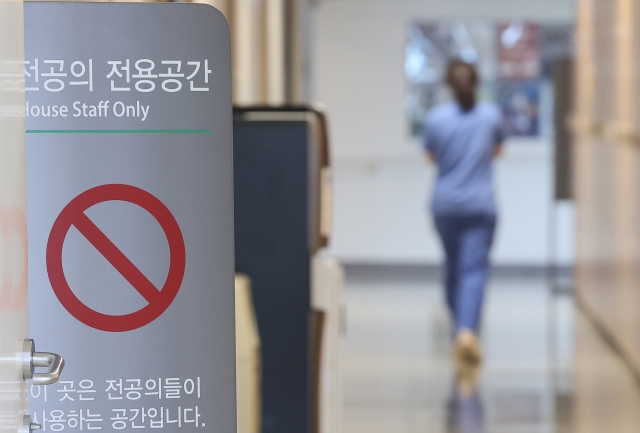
[498,21,541,80]
[405,20,573,140]
[405,21,497,136]
[496,81,541,137]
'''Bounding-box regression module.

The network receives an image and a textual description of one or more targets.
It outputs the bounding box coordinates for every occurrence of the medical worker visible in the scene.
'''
[423,60,505,369]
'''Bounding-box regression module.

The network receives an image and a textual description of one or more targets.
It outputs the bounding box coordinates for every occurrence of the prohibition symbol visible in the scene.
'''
[46,184,186,332]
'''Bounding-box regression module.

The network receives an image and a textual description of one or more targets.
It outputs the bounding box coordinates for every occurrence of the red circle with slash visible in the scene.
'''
[46,184,186,332]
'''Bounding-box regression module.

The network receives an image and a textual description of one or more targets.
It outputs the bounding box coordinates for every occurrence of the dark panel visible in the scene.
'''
[553,58,574,200]
[233,120,310,433]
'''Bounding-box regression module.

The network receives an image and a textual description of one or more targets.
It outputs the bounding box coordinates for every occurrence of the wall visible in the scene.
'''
[0,0,29,429]
[573,0,640,377]
[311,0,575,266]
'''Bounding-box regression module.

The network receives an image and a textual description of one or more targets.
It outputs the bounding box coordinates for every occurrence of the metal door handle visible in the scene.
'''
[20,415,41,433]
[21,339,65,385]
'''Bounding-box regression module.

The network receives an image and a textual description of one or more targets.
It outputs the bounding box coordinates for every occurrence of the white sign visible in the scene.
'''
[26,4,235,433]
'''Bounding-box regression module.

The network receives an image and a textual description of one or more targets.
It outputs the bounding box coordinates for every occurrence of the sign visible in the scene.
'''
[47,184,186,332]
[26,3,235,433]
[498,21,541,79]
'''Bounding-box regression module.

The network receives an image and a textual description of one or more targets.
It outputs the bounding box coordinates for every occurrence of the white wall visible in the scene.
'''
[0,0,29,427]
[312,0,575,266]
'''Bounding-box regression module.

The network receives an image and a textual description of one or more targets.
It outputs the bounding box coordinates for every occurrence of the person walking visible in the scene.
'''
[423,60,505,369]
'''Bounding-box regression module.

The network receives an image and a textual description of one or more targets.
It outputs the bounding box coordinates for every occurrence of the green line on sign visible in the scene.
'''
[26,129,211,134]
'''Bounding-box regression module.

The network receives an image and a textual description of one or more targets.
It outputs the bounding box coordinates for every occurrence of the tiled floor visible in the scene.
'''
[342,273,640,433]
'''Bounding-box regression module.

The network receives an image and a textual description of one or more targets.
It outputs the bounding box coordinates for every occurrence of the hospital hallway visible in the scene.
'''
[341,267,640,433]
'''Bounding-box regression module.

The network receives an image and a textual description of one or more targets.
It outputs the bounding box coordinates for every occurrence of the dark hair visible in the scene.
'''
[445,60,479,87]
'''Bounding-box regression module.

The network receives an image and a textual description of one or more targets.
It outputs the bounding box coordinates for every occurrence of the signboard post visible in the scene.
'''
[25,3,235,433]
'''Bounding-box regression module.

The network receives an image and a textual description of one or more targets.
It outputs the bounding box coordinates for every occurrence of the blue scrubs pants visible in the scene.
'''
[434,214,496,333]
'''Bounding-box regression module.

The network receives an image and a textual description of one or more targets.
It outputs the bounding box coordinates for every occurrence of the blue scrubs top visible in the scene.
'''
[423,101,505,216]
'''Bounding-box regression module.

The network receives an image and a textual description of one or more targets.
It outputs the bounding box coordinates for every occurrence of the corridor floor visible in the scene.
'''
[342,271,640,433]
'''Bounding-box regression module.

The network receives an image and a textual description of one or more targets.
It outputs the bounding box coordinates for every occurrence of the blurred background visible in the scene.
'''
[211,0,640,432]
